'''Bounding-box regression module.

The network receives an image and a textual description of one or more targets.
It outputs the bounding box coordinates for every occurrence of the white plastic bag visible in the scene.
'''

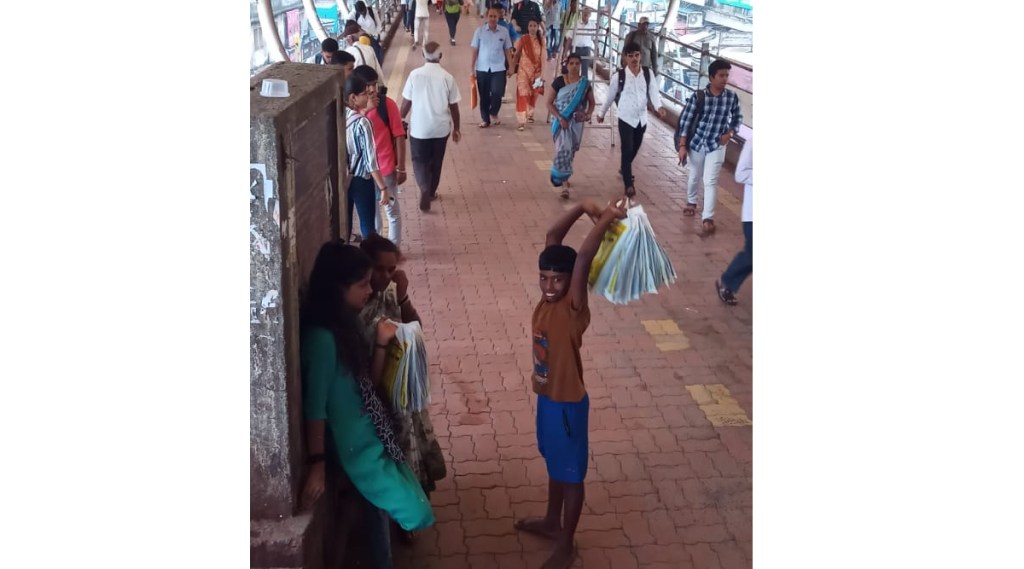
[382,321,431,412]
[589,204,677,304]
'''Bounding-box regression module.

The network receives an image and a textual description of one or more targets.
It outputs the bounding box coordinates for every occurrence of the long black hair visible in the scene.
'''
[300,240,373,377]
[355,1,377,24]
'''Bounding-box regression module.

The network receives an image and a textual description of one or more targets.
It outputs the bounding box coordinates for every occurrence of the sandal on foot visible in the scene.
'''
[683,203,697,216]
[517,124,525,131]
[528,117,535,123]
[514,517,561,540]
[478,122,490,128]
[716,280,737,306]
[491,117,502,126]
[624,186,636,198]
[560,188,570,199]
[702,219,716,235]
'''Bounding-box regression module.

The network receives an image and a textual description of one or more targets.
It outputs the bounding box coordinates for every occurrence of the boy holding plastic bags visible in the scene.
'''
[515,198,626,569]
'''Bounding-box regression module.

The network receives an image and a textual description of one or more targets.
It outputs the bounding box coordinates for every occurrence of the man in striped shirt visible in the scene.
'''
[344,75,389,241]
[677,58,743,235]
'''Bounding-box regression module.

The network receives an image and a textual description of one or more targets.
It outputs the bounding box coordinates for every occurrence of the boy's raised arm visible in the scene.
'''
[545,200,604,247]
[570,201,627,310]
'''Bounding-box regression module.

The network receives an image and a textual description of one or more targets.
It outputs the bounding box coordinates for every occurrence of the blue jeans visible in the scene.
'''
[404,6,415,31]
[547,26,561,58]
[721,221,753,292]
[363,499,393,569]
[347,175,378,239]
[476,70,507,123]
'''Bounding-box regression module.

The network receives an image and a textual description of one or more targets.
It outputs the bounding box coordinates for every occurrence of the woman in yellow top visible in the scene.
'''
[511,19,546,130]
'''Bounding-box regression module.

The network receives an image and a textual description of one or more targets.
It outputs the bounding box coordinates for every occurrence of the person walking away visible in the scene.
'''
[443,0,464,45]
[354,0,384,63]
[400,42,463,211]
[414,0,432,49]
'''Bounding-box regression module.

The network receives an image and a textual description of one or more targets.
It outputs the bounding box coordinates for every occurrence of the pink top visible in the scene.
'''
[364,97,406,177]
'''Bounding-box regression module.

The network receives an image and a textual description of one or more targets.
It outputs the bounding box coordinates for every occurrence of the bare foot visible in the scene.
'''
[540,543,577,569]
[514,517,561,540]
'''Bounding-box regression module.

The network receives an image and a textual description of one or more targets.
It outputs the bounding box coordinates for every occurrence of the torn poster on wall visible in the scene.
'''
[251,164,282,326]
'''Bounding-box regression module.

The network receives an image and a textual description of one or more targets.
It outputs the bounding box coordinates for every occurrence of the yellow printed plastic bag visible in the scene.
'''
[588,219,627,286]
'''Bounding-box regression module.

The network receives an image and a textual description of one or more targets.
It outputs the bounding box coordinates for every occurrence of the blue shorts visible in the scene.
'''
[536,394,590,484]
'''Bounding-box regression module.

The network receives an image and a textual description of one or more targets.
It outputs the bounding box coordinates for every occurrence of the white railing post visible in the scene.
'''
[302,0,330,42]
[258,0,290,62]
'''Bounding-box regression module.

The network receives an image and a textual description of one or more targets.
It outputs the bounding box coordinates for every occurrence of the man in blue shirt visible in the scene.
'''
[471,6,515,127]
[497,4,519,42]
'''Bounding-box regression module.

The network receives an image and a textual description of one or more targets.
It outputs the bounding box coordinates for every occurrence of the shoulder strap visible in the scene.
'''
[615,68,625,103]
[643,66,651,104]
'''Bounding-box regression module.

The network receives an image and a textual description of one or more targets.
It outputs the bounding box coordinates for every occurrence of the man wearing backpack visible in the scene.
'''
[676,58,743,235]
[595,42,665,198]
[352,65,408,246]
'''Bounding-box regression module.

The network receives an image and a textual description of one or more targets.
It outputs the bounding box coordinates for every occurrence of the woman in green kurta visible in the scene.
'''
[300,241,434,567]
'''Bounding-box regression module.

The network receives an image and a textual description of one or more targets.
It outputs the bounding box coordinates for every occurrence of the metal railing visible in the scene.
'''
[593,12,752,129]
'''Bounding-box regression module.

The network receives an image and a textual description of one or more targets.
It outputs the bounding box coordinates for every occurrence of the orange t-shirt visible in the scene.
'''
[531,295,591,402]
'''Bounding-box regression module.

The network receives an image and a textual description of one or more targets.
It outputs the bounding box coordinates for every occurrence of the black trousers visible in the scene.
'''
[617,119,646,189]
[410,135,450,209]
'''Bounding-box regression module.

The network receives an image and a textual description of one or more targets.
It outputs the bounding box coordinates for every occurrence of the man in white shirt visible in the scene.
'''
[564,7,596,78]
[400,42,463,212]
[596,42,665,198]
[716,132,752,305]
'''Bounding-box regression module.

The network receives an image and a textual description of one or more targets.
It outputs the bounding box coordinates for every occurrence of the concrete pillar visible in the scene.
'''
[250,62,348,569]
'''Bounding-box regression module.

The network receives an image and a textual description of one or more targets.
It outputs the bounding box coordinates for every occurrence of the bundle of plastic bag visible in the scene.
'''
[382,321,431,412]
[588,203,677,304]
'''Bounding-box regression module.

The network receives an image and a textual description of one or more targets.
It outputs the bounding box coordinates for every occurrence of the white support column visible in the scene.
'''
[258,0,290,62]
[303,0,330,42]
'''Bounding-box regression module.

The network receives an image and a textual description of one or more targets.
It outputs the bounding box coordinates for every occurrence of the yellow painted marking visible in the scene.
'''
[642,319,681,335]
[686,384,752,426]
[655,340,690,352]
[534,159,552,171]
[642,319,689,350]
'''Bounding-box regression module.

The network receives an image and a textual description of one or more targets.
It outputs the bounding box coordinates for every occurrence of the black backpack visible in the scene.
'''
[375,86,398,154]
[674,89,706,161]
[614,66,652,106]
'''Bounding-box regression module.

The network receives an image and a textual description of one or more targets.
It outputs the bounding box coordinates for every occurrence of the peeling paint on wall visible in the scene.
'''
[251,164,282,326]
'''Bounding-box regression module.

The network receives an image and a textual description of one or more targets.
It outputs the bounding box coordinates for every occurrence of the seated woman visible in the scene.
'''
[300,240,434,568]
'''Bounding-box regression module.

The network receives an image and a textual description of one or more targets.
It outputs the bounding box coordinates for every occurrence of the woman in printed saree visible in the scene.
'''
[546,52,595,199]
[511,19,546,130]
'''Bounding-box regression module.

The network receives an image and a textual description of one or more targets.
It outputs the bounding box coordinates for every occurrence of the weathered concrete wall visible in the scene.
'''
[250,119,296,519]
[251,62,347,569]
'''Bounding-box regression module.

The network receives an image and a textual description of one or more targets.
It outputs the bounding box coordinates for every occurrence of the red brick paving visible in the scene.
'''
[375,12,752,569]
